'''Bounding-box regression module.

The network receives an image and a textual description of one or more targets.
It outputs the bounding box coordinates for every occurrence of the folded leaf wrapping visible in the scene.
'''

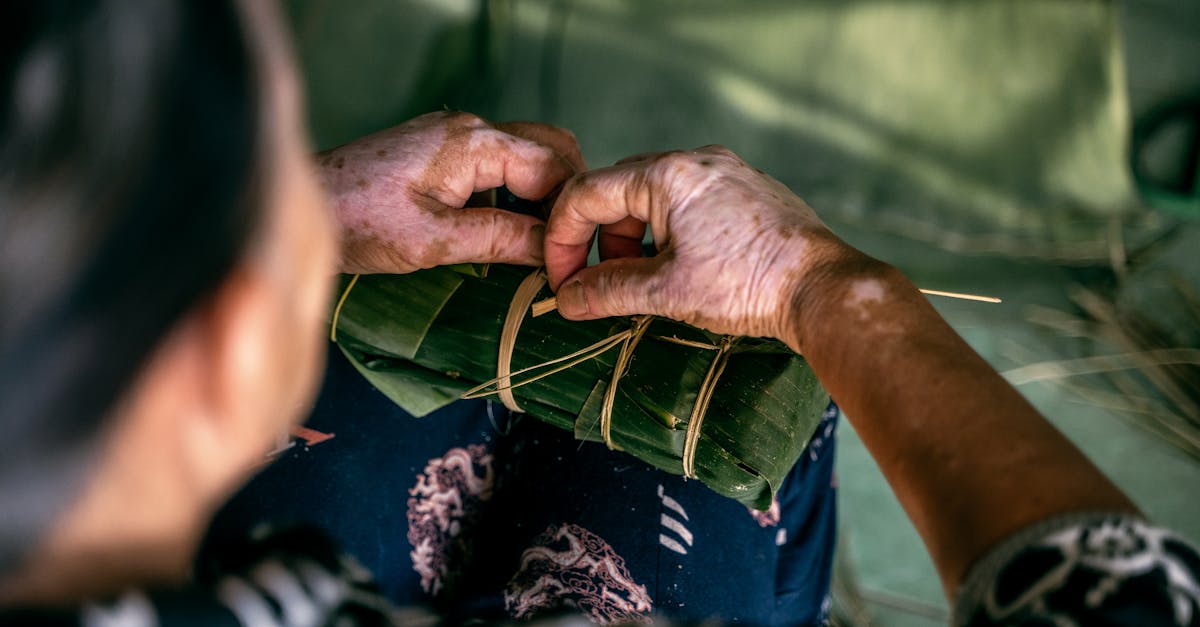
[330,264,829,510]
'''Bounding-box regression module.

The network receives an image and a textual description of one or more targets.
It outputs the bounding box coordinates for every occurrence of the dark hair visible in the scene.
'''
[0,0,263,573]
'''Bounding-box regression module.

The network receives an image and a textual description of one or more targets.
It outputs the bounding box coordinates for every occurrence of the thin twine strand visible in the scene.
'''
[651,335,720,351]
[329,273,361,342]
[460,329,631,399]
[494,270,549,412]
[468,271,741,474]
[918,288,1002,304]
[599,315,655,450]
[682,335,738,479]
[532,286,1002,317]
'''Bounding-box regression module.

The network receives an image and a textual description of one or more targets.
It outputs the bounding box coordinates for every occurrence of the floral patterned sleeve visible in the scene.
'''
[952,513,1200,626]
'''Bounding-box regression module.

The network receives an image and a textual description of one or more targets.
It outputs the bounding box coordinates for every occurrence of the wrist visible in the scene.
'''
[782,248,907,355]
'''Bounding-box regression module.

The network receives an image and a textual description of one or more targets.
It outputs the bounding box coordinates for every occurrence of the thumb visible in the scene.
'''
[556,256,670,320]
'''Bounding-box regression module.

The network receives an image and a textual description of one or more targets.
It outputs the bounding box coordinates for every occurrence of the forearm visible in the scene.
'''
[540,147,1138,594]
[788,253,1137,595]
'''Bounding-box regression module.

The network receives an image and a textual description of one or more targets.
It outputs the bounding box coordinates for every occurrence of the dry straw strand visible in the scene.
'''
[329,273,361,342]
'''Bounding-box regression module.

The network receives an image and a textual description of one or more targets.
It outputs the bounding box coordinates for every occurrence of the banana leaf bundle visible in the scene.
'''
[329,264,829,510]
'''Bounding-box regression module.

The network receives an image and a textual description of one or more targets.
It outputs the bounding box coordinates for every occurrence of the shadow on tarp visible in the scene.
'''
[285,0,1159,263]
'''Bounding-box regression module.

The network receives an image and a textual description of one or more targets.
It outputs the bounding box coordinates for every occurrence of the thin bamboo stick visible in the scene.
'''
[531,286,1001,318]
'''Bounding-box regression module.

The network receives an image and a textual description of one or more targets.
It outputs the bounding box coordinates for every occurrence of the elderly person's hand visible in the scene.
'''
[544,145,856,351]
[547,145,1141,600]
[321,111,585,274]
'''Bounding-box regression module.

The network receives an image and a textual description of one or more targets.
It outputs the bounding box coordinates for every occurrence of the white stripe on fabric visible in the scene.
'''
[657,484,690,521]
[659,534,688,555]
[251,561,320,627]
[217,576,284,627]
[661,494,690,521]
[295,560,348,607]
[338,553,374,583]
[660,513,694,547]
[82,590,156,627]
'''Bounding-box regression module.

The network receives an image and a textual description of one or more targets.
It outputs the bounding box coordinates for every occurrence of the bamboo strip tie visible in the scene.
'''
[683,335,738,479]
[482,270,739,472]
[466,268,659,452]
[494,270,550,412]
[599,315,654,450]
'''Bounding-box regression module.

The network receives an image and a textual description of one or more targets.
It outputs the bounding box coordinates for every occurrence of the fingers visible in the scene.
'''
[434,207,547,267]
[598,215,647,260]
[555,256,670,320]
[494,121,587,172]
[544,161,661,290]
[465,130,577,203]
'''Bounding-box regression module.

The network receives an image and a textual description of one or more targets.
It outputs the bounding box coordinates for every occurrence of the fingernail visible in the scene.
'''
[529,223,545,262]
[557,280,589,317]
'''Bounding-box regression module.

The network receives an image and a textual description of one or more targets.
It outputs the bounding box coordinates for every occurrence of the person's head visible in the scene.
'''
[0,0,335,600]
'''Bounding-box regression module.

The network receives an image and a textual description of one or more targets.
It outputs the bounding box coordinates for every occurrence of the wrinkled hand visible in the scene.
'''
[545,146,855,347]
[320,111,586,274]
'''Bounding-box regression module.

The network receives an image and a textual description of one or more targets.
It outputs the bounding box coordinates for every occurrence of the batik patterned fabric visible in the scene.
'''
[505,523,653,622]
[954,512,1200,626]
[207,344,840,625]
[407,444,494,597]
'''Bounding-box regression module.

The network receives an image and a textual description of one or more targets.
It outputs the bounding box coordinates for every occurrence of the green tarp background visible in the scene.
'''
[288,0,1162,260]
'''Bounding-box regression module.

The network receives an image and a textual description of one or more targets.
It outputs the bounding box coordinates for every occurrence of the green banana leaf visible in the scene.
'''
[331,264,829,510]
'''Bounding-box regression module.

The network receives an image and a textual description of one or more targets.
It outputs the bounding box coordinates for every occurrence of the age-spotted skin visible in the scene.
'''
[319,111,584,275]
